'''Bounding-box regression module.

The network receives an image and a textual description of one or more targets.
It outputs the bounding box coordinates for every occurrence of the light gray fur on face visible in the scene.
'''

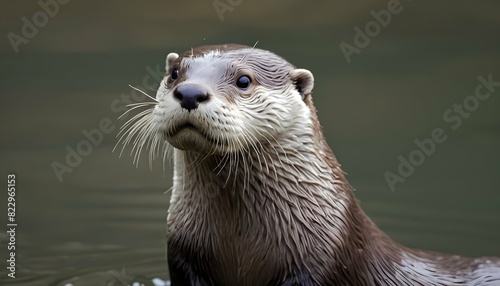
[158,45,348,222]
[153,46,316,156]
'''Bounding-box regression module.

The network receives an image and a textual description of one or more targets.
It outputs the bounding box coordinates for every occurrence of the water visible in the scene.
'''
[1,1,499,285]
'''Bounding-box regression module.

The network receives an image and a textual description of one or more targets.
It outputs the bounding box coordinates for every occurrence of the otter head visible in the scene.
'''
[153,44,315,155]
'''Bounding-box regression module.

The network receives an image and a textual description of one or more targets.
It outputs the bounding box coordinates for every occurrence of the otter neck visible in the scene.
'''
[169,109,399,282]
[173,104,350,207]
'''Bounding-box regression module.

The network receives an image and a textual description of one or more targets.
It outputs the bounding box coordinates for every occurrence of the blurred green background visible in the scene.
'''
[0,1,499,285]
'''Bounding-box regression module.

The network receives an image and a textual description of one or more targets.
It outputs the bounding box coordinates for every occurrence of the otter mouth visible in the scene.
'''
[178,122,197,132]
[165,121,224,147]
[169,122,200,136]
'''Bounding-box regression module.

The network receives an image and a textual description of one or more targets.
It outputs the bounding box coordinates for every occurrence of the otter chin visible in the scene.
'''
[118,44,500,285]
[166,123,213,152]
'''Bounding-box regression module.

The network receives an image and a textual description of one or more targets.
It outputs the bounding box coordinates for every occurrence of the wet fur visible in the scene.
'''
[117,44,500,285]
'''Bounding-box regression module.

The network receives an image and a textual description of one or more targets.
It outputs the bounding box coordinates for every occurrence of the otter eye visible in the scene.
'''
[171,68,179,80]
[236,75,251,90]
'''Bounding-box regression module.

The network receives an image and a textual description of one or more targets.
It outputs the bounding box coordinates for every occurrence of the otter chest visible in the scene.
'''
[168,194,301,285]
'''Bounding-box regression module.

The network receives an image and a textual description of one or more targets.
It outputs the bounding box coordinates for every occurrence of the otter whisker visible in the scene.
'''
[116,108,151,140]
[162,142,172,173]
[185,149,208,176]
[126,113,153,154]
[213,153,228,176]
[128,84,158,102]
[241,127,266,172]
[117,102,157,120]
[129,117,152,157]
[117,108,153,140]
[114,109,153,157]
[131,114,157,166]
[114,100,161,168]
[148,132,163,170]
[254,127,289,166]
[232,143,240,191]
[245,125,281,181]
[224,137,239,189]
[213,133,231,176]
[230,132,251,191]
[222,140,234,187]
[164,185,173,195]
[239,127,268,197]
[233,135,250,194]
[238,40,259,64]
[116,106,148,142]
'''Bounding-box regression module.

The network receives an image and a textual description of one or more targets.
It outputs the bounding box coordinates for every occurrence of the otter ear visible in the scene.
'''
[290,68,314,99]
[166,52,179,71]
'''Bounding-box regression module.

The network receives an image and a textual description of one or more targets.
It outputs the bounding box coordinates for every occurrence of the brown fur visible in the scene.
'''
[140,44,500,285]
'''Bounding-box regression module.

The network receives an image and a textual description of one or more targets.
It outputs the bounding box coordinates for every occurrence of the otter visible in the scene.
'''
[117,44,500,285]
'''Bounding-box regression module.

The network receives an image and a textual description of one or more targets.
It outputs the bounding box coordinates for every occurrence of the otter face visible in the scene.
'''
[153,44,314,155]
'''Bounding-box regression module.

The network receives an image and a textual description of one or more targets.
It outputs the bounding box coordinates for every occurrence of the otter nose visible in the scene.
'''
[173,84,210,112]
